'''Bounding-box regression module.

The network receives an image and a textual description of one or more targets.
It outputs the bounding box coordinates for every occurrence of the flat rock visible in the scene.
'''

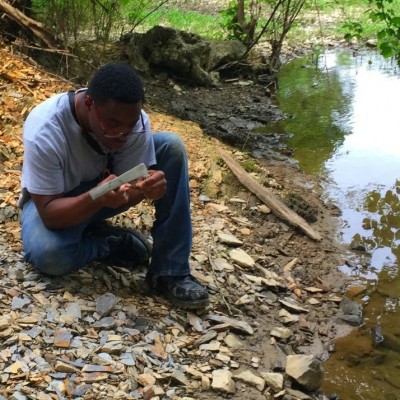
[193,330,218,347]
[120,352,136,366]
[285,354,324,391]
[229,249,255,268]
[211,369,236,394]
[224,333,245,349]
[137,373,156,386]
[218,232,243,246]
[11,296,31,310]
[92,316,116,330]
[55,361,80,373]
[233,370,265,391]
[212,257,234,272]
[279,309,300,323]
[171,370,190,386]
[81,372,109,383]
[96,293,117,316]
[206,314,254,335]
[199,340,221,351]
[54,330,73,348]
[244,273,283,288]
[279,297,309,313]
[270,326,292,340]
[260,372,284,391]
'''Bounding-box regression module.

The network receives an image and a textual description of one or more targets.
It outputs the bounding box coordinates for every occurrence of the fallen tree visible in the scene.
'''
[0,0,61,48]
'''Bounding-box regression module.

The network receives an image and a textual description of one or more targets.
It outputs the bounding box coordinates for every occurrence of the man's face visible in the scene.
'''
[88,98,144,150]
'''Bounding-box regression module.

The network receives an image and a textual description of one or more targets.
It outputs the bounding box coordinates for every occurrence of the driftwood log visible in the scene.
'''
[218,149,322,241]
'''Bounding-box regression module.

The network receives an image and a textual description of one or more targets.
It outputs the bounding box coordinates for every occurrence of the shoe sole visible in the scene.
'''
[163,292,210,310]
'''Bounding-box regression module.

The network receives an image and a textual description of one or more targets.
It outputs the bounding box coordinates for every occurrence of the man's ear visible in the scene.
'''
[84,96,93,109]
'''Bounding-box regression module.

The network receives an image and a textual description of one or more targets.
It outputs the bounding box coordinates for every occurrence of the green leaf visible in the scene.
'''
[391,16,400,26]
[377,30,388,40]
[379,41,394,58]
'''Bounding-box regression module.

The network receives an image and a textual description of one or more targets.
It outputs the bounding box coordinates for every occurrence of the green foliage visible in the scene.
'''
[241,159,260,173]
[219,0,262,45]
[343,21,364,41]
[133,7,222,39]
[32,0,122,45]
[218,0,307,70]
[340,0,400,64]
[219,1,248,42]
[120,0,166,32]
[369,0,400,60]
[30,0,400,69]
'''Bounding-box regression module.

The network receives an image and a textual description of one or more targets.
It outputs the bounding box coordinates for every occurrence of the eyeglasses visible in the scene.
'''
[93,101,146,138]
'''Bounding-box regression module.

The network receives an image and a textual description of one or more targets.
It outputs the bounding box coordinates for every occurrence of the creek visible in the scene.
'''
[269,48,400,400]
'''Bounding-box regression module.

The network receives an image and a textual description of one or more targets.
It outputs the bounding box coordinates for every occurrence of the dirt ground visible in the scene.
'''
[0,38,355,400]
[135,83,354,400]
[147,77,353,400]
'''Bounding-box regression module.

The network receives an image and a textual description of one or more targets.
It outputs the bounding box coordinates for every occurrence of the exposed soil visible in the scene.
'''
[0,5,358,397]
[144,76,290,162]
[147,76,354,400]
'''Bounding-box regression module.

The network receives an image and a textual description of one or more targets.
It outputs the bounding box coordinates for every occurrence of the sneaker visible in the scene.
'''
[147,273,210,310]
[86,221,152,268]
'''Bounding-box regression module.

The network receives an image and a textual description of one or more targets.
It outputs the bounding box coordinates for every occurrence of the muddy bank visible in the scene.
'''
[145,76,293,163]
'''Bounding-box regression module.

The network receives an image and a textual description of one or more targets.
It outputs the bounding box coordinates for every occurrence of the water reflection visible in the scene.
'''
[269,51,355,174]
[275,49,400,399]
[355,182,400,262]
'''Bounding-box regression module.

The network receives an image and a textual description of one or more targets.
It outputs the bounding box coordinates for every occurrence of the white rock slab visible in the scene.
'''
[233,370,265,391]
[218,233,243,246]
[211,369,236,394]
[229,249,255,268]
[285,354,324,391]
[260,372,284,391]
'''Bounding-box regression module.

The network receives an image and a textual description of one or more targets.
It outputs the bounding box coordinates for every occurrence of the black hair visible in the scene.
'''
[86,63,144,104]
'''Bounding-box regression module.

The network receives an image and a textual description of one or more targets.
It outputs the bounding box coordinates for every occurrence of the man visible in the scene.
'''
[19,62,209,310]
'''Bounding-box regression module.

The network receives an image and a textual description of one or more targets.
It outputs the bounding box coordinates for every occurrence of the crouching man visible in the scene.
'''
[19,62,209,310]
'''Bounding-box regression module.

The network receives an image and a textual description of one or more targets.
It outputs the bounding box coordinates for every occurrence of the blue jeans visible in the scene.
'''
[21,133,192,278]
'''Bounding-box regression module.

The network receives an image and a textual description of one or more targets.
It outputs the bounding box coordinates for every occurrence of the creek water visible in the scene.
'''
[270,49,400,399]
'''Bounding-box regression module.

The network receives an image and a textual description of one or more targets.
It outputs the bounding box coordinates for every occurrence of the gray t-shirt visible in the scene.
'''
[19,91,156,208]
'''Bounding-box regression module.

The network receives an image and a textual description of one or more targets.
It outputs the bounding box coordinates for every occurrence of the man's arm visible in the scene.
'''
[31,192,105,230]
[30,170,166,230]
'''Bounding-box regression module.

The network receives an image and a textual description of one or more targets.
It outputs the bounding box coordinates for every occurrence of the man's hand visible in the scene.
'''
[96,174,133,208]
[97,169,166,207]
[134,170,167,201]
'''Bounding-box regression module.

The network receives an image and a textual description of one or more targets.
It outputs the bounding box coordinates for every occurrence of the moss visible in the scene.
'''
[241,159,260,173]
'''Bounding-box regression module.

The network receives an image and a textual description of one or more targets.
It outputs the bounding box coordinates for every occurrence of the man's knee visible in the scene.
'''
[25,243,80,276]
[154,132,186,154]
[154,132,187,167]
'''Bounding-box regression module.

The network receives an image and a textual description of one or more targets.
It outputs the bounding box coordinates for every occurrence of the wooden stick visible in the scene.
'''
[218,149,322,241]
